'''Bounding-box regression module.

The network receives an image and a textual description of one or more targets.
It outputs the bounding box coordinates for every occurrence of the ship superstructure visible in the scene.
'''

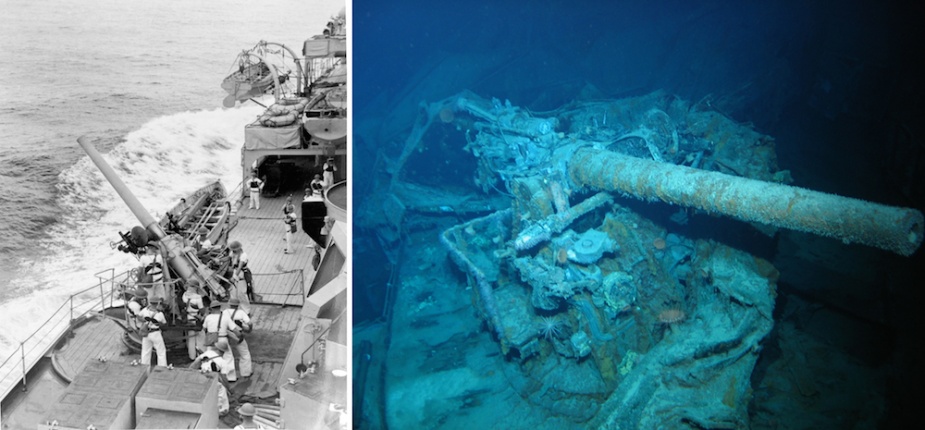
[0,8,349,430]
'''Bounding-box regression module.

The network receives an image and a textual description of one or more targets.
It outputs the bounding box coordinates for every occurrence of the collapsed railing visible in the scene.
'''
[0,268,127,400]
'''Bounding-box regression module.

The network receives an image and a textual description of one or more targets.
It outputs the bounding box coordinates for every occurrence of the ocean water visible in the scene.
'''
[0,0,344,360]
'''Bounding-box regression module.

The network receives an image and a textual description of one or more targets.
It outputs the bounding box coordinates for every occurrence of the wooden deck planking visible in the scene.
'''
[237,304,301,398]
[233,196,313,307]
[244,362,283,398]
[53,316,135,381]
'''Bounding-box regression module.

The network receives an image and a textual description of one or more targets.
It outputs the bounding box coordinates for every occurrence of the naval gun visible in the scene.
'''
[397,92,923,256]
[77,136,229,301]
[383,93,923,427]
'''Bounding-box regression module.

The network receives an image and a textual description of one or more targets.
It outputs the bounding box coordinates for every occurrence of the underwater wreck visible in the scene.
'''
[357,90,923,428]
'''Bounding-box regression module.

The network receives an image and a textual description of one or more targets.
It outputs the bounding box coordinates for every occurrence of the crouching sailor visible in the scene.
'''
[191,343,232,416]
[138,296,168,367]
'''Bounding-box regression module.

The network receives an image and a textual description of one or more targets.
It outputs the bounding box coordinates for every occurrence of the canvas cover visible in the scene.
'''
[244,122,301,150]
[316,64,347,86]
[303,37,347,58]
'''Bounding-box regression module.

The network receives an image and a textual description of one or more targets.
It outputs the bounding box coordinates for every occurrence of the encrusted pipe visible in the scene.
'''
[440,211,511,342]
[567,146,924,256]
[513,192,613,250]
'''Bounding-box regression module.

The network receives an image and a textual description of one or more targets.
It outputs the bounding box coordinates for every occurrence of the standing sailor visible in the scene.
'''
[138,296,168,367]
[126,288,148,332]
[284,211,297,254]
[229,241,255,302]
[224,298,253,380]
[322,157,337,189]
[283,195,297,254]
[139,245,167,303]
[182,279,205,359]
[247,171,264,210]
[282,195,295,215]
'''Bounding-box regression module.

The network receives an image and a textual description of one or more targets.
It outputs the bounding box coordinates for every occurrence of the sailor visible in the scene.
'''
[233,403,264,429]
[229,241,255,302]
[195,226,214,253]
[139,245,168,304]
[190,343,232,416]
[309,174,324,196]
[284,211,297,254]
[138,296,168,367]
[320,215,333,245]
[311,242,322,271]
[322,157,337,189]
[126,288,148,331]
[182,279,205,359]
[247,171,264,210]
[282,195,295,215]
[224,298,253,380]
[325,20,335,37]
[202,302,236,382]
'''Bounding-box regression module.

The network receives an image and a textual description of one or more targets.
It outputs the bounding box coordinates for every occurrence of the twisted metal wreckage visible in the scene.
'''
[366,90,923,427]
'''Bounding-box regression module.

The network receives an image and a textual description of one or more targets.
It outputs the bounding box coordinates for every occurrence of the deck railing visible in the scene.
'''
[253,269,305,306]
[0,268,128,400]
[226,178,247,213]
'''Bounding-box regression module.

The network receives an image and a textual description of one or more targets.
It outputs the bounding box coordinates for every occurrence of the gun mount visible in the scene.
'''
[77,136,229,300]
[386,92,923,256]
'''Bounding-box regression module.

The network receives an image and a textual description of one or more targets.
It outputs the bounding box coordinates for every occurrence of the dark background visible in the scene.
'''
[352,0,925,426]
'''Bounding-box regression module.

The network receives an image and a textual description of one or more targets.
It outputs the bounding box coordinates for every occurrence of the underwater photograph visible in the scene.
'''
[351,1,925,429]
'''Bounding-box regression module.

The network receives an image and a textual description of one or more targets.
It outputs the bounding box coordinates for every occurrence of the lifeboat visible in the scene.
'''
[221,62,276,107]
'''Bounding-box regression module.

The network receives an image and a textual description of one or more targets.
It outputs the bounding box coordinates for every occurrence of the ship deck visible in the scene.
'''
[2,194,316,429]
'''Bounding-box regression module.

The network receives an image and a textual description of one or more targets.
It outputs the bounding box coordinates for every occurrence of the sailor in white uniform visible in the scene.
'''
[223,298,253,380]
[138,296,168,367]
[191,343,232,415]
[182,279,205,359]
[247,172,264,210]
[322,157,337,189]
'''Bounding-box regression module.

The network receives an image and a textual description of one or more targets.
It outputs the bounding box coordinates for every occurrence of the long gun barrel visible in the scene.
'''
[438,93,925,256]
[77,136,219,291]
[566,146,924,256]
[78,136,167,240]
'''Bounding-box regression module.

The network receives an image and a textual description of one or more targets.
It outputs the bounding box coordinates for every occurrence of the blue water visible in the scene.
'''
[0,0,343,359]
[353,0,925,428]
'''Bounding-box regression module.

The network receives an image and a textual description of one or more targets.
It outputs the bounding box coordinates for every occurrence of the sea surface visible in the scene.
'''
[0,0,344,360]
